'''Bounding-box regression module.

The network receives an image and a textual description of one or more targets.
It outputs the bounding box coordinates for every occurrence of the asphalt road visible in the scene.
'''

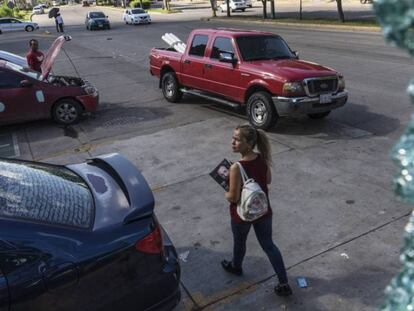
[0,4,412,310]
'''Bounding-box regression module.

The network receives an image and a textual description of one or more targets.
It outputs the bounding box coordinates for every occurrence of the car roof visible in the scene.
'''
[0,51,27,67]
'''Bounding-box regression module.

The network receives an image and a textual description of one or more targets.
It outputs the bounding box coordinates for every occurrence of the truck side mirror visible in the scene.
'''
[219,52,238,66]
[293,50,299,59]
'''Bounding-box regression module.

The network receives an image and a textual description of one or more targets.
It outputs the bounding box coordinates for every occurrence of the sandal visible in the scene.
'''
[274,283,293,297]
[221,259,243,276]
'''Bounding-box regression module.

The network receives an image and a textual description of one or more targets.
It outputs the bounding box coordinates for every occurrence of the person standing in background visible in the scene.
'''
[55,13,64,32]
[26,39,44,73]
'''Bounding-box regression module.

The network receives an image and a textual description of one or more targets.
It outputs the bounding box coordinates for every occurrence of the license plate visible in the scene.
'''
[320,94,332,104]
[99,24,103,27]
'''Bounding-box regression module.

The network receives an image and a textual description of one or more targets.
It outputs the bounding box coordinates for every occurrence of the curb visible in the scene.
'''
[201,17,381,33]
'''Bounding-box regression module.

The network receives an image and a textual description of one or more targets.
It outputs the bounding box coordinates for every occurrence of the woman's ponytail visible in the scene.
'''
[256,129,272,167]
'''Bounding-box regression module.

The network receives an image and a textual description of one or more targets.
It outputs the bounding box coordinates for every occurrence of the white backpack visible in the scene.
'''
[236,162,269,221]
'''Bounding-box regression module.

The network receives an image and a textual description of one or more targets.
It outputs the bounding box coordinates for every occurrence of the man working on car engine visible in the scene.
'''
[26,39,44,73]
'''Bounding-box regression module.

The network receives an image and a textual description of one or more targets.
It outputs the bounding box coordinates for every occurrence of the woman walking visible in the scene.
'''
[222,124,292,296]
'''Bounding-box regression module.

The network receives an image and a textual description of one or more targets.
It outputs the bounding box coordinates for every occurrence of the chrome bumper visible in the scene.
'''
[272,90,348,117]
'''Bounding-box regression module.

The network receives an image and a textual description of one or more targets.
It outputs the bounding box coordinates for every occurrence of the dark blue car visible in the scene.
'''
[0,154,180,311]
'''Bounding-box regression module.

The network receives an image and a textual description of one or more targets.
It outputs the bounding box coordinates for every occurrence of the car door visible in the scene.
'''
[0,19,12,32]
[0,246,47,311]
[9,19,22,32]
[203,36,244,102]
[181,34,209,90]
[0,268,9,311]
[0,69,48,124]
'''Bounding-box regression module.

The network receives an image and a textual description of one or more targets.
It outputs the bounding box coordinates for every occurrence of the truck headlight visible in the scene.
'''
[338,76,345,91]
[283,82,304,95]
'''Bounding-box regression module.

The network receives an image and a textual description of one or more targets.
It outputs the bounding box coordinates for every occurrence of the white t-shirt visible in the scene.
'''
[56,15,63,24]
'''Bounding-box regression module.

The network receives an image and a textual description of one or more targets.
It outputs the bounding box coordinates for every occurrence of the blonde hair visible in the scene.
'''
[236,124,272,167]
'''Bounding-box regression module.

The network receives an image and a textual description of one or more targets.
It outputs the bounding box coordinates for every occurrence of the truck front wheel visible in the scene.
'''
[247,91,278,130]
[161,72,182,103]
[308,111,330,119]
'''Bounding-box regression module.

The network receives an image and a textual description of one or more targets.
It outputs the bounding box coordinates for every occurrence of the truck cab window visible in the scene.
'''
[211,37,235,60]
[189,35,208,57]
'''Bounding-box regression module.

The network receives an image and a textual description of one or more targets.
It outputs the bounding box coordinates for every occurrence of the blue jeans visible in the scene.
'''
[231,216,288,284]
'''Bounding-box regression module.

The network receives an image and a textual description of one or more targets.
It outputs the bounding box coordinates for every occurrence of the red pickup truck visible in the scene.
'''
[150,28,348,130]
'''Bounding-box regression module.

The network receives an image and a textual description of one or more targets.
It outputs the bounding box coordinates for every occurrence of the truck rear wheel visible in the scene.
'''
[247,91,278,130]
[161,72,182,103]
[308,111,330,119]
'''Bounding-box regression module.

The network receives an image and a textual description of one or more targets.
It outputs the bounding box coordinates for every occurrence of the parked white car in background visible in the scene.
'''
[0,18,39,32]
[123,8,151,24]
[219,0,247,12]
[32,5,45,14]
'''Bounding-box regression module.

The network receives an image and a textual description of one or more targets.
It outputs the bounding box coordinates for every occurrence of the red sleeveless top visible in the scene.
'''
[230,154,272,224]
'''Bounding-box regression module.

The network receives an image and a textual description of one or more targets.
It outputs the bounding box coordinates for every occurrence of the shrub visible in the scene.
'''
[0,3,14,18]
[129,0,150,9]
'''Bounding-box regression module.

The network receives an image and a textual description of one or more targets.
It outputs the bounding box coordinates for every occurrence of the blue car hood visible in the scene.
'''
[67,153,154,230]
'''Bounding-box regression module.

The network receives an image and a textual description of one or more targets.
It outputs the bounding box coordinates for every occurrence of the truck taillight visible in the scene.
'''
[135,223,163,254]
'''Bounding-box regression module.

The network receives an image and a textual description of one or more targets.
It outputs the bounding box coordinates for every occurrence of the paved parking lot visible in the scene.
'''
[0,4,412,310]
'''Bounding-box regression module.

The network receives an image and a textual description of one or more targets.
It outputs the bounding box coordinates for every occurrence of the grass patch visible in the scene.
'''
[148,8,181,13]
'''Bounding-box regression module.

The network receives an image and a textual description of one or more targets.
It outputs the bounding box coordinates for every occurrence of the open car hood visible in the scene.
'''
[40,35,71,80]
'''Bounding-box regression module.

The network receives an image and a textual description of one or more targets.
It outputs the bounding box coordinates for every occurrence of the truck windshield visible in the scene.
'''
[236,35,295,61]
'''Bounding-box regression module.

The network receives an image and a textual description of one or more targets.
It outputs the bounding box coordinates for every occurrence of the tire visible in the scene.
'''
[161,72,182,103]
[246,91,278,130]
[241,8,245,11]
[107,24,110,29]
[86,25,89,30]
[53,99,83,125]
[308,111,331,119]
[25,25,34,32]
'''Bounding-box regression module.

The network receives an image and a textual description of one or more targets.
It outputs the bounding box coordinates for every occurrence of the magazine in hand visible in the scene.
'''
[210,159,232,191]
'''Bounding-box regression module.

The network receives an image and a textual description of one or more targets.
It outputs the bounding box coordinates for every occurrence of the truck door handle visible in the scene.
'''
[204,64,212,69]
[183,59,191,64]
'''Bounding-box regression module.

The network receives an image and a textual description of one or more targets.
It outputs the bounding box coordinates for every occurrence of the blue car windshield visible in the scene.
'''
[236,35,295,61]
[89,12,106,18]
[0,160,94,229]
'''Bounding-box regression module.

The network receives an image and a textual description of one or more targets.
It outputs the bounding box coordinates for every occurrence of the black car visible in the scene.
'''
[0,154,181,310]
[85,11,110,30]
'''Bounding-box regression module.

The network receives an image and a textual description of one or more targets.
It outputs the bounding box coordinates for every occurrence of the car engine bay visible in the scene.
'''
[48,75,84,87]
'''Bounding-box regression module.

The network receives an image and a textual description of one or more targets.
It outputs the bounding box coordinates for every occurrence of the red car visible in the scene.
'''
[0,36,99,126]
[150,29,347,130]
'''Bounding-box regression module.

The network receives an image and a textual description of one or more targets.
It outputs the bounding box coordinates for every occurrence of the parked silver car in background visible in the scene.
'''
[0,18,39,32]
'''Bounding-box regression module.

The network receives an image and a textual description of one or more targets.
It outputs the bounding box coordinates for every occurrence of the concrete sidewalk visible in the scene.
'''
[40,116,409,311]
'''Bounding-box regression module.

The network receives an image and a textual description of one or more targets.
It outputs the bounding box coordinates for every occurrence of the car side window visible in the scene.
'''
[0,19,10,24]
[211,37,235,60]
[189,35,208,57]
[11,19,20,24]
[0,71,23,89]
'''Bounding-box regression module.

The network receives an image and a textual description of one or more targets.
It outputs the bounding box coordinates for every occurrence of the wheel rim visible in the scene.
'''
[56,103,78,123]
[27,26,33,31]
[251,100,267,125]
[165,77,175,98]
